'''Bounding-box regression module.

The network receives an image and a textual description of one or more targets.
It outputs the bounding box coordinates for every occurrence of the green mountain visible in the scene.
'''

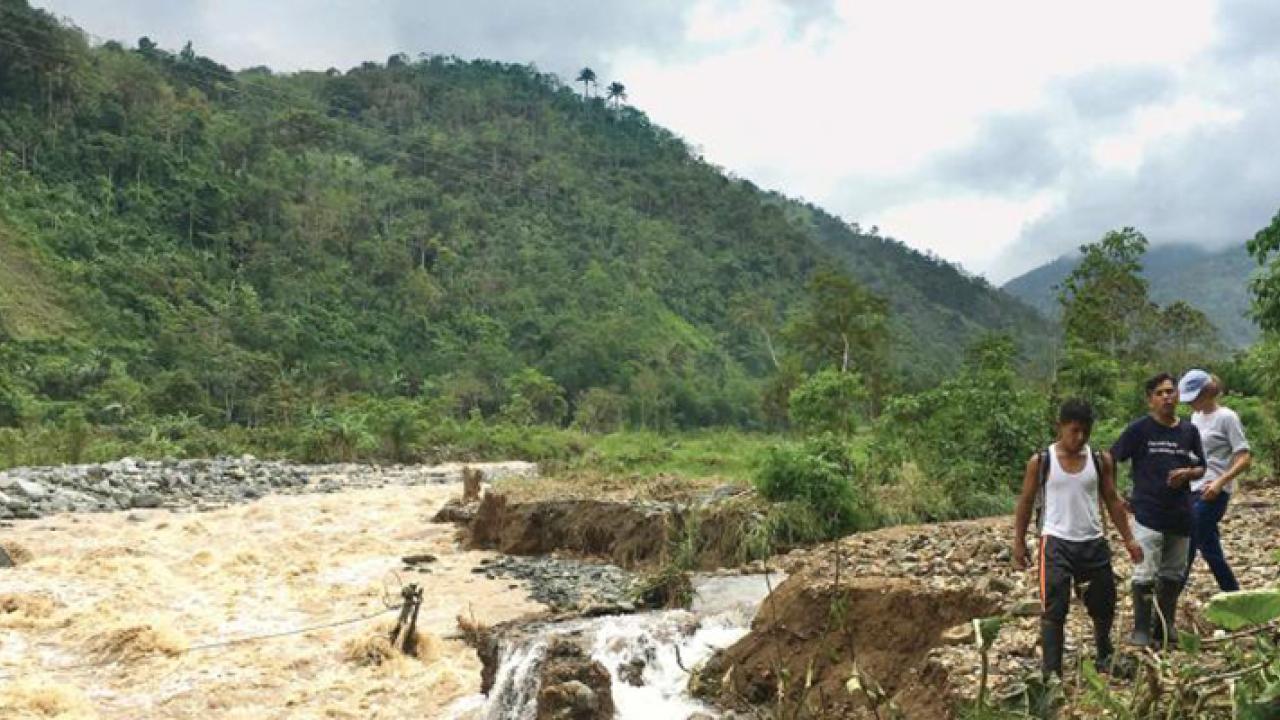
[1002,244,1259,348]
[0,0,1048,431]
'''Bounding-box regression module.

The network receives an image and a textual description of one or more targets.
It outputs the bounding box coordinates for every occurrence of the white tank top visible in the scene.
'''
[1041,443,1103,542]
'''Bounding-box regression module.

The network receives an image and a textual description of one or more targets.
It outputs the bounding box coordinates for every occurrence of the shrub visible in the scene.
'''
[788,369,867,436]
[0,374,28,428]
[301,410,376,462]
[373,399,426,462]
[870,335,1043,517]
[502,368,568,426]
[572,388,625,433]
[753,433,876,537]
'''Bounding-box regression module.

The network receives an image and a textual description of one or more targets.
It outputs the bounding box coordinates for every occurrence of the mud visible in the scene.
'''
[465,492,758,570]
[694,574,1001,719]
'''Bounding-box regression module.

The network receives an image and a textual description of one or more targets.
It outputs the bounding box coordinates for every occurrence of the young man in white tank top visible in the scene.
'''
[1013,399,1143,677]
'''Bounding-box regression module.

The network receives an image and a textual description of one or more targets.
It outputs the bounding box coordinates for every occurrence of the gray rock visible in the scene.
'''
[47,493,73,513]
[13,479,48,500]
[130,493,163,509]
[560,679,596,709]
[1008,599,1041,617]
[977,574,1015,595]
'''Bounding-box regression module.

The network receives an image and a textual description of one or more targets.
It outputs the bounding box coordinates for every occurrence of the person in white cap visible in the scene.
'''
[1180,369,1250,592]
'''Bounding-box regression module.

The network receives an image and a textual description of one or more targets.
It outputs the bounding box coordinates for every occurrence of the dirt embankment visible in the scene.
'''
[694,574,1000,719]
[462,491,758,570]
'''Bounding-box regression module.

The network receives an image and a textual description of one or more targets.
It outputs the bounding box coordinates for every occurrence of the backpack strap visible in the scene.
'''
[1093,449,1108,532]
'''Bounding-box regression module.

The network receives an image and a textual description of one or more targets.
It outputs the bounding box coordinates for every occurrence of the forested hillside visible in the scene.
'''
[1003,243,1258,347]
[0,0,1047,441]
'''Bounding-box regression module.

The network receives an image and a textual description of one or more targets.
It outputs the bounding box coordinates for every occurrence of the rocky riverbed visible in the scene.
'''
[0,457,537,520]
[472,555,639,612]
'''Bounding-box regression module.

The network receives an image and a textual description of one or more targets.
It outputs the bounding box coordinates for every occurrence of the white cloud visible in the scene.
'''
[869,192,1060,270]
[616,0,1227,280]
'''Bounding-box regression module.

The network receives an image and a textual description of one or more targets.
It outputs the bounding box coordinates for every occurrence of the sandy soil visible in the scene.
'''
[0,483,544,719]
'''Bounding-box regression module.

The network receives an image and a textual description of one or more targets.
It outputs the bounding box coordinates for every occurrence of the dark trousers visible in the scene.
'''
[1187,491,1240,592]
[1040,535,1116,625]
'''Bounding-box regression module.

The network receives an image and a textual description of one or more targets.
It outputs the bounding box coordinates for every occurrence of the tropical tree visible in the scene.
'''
[1057,227,1154,361]
[730,290,783,371]
[606,81,627,107]
[1156,300,1222,373]
[783,269,890,413]
[1247,207,1280,332]
[788,368,867,436]
[784,269,888,376]
[575,67,596,97]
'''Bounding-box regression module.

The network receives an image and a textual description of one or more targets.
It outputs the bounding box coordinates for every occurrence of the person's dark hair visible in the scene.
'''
[1144,372,1176,396]
[1058,398,1094,428]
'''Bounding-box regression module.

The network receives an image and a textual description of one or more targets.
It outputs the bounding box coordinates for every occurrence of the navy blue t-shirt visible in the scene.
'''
[1110,415,1205,536]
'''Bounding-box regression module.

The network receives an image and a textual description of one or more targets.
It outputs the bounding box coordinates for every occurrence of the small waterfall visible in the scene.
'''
[447,573,778,720]
[485,636,551,720]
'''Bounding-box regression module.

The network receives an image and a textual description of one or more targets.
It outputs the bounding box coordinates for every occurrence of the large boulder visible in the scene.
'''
[536,638,615,720]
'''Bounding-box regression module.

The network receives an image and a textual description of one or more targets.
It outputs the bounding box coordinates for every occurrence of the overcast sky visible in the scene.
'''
[33,0,1280,282]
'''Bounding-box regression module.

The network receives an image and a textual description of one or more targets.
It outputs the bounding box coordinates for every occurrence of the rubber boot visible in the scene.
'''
[1041,619,1065,679]
[1093,615,1115,673]
[1154,578,1181,648]
[1128,583,1153,647]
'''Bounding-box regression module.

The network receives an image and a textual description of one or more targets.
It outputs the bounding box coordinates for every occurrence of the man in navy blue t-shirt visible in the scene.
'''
[1109,372,1205,647]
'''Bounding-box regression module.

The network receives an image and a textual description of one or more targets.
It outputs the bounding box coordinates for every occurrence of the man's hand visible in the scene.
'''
[1012,540,1029,571]
[1168,468,1193,488]
[1124,538,1144,564]
[1202,483,1222,501]
[1126,535,1146,563]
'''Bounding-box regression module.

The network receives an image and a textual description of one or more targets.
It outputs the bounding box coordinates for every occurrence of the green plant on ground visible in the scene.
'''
[967,588,1280,719]
[753,433,876,540]
[634,507,701,609]
[788,368,868,436]
[870,333,1042,519]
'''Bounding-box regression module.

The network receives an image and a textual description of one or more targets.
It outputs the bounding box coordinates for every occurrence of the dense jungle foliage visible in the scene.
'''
[0,0,1052,465]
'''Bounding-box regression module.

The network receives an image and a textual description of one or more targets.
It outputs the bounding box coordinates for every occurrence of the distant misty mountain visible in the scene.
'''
[1002,244,1260,348]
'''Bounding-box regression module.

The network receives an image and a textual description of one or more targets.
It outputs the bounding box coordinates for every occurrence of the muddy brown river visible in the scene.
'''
[0,482,544,719]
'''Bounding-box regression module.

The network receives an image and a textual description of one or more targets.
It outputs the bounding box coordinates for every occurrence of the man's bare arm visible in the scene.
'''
[1099,453,1143,563]
[1099,454,1132,541]
[1011,454,1040,569]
